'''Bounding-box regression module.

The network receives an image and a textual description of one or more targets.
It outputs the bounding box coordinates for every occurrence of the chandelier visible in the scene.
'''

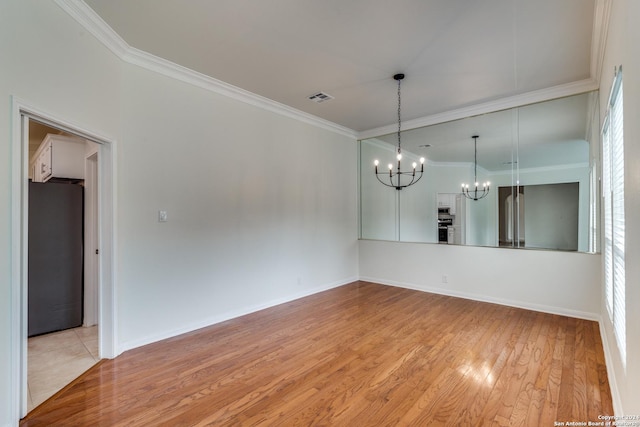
[461,135,490,200]
[373,73,425,190]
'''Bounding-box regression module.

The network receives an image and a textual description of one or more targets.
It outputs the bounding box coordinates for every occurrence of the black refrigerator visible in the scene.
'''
[28,181,84,337]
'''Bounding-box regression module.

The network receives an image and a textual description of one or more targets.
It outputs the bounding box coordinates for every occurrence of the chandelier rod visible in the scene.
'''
[396,74,402,155]
[473,135,479,184]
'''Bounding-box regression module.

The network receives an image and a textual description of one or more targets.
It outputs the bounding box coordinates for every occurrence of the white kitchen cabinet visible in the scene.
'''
[437,193,457,214]
[31,134,85,182]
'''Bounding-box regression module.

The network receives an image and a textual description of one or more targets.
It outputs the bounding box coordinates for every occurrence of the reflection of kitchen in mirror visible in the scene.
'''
[359,90,600,253]
[437,193,466,245]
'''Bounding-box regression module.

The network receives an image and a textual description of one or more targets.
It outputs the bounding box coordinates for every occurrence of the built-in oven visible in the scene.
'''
[438,225,450,243]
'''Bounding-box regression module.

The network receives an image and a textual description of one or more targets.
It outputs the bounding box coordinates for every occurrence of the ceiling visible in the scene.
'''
[83,0,596,133]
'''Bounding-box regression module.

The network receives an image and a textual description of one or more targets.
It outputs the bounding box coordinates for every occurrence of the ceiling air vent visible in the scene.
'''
[308,92,334,103]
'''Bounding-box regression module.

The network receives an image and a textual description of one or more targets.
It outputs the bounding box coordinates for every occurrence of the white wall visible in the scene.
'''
[116,63,358,349]
[0,2,121,425]
[359,239,601,319]
[0,1,358,425]
[598,0,640,414]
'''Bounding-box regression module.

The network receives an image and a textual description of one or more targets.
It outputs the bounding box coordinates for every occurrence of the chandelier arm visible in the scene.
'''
[373,168,425,190]
[400,169,424,189]
[387,170,399,188]
[402,174,416,188]
[462,186,489,201]
[374,172,398,188]
[412,171,424,185]
[405,175,422,187]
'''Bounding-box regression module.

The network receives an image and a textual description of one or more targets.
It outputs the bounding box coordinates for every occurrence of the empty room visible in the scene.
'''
[1,0,639,426]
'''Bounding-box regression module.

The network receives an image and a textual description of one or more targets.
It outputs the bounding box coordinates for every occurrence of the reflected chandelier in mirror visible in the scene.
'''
[461,135,490,201]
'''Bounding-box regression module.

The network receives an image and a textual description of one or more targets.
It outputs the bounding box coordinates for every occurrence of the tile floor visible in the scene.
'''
[27,325,99,412]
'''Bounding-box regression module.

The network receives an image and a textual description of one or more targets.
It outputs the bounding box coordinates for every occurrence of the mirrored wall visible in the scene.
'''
[359,91,600,253]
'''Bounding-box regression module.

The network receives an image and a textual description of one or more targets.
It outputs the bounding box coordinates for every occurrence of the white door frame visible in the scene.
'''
[10,96,117,420]
[84,150,99,327]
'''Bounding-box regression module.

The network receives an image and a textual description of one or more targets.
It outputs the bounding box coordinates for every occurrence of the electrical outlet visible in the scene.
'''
[442,275,448,284]
[158,210,168,222]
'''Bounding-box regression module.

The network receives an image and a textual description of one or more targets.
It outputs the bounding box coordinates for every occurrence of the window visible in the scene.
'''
[602,67,625,364]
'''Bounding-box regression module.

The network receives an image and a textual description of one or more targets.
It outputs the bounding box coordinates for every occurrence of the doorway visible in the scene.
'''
[10,98,116,420]
[25,121,100,411]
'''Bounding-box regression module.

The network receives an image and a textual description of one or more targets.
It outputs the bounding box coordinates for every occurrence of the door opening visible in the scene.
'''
[26,121,99,411]
[11,98,116,421]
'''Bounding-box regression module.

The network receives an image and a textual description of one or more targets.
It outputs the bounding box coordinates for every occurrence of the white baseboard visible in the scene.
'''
[119,276,357,353]
[598,319,623,415]
[359,276,601,321]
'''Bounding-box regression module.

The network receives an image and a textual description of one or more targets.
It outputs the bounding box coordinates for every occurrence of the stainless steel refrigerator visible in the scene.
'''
[28,181,84,337]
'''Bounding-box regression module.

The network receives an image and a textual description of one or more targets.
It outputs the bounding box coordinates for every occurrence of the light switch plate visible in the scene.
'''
[158,210,168,222]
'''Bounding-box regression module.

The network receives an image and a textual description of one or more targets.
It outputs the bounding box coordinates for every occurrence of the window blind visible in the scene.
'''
[602,122,612,316]
[603,68,625,363]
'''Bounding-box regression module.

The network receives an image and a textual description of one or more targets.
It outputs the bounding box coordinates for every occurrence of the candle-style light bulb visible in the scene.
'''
[374,159,379,166]
[397,153,402,161]
[388,163,393,170]
[412,162,417,169]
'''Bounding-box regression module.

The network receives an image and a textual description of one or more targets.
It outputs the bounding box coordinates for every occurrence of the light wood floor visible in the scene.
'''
[22,281,613,426]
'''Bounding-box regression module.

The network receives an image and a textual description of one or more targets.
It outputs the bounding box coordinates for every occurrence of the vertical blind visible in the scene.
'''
[602,68,625,364]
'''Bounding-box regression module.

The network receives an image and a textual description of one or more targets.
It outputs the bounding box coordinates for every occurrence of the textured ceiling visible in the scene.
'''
[84,0,596,132]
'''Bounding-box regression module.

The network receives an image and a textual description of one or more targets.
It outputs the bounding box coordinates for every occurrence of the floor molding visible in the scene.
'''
[598,319,623,414]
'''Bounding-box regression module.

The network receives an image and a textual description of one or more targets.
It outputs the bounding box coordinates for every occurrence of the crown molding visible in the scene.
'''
[54,0,358,139]
[358,78,598,140]
[56,0,604,143]
[591,0,613,84]
[54,0,129,57]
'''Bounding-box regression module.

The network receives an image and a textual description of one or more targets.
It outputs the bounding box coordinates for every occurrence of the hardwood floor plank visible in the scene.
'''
[507,313,548,426]
[539,316,567,422]
[572,319,589,420]
[584,318,602,420]
[558,316,577,419]
[21,281,613,426]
